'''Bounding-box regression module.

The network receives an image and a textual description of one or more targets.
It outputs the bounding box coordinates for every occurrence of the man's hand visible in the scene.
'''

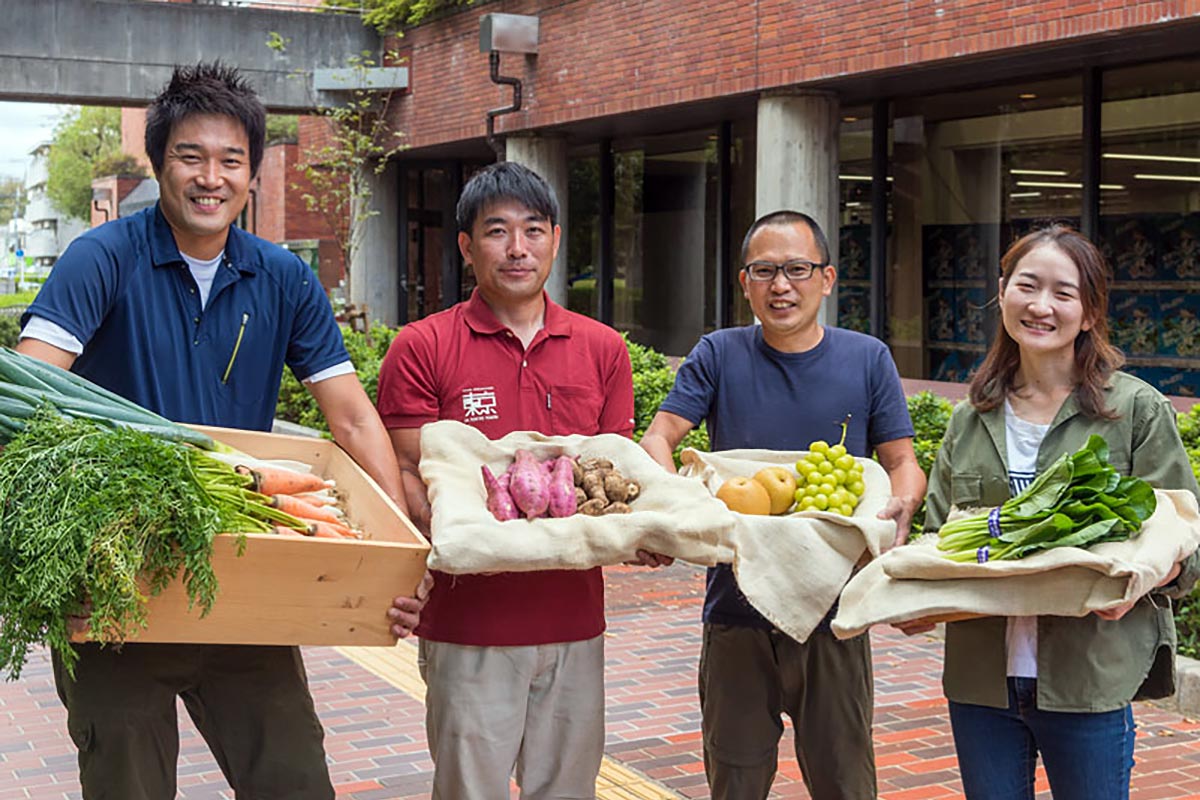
[624,550,675,568]
[389,571,433,638]
[891,618,938,636]
[876,495,918,548]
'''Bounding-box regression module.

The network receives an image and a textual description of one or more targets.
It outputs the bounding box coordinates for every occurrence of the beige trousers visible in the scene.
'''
[419,635,605,800]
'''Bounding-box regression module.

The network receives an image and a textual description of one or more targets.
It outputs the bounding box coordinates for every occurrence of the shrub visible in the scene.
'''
[274,323,397,435]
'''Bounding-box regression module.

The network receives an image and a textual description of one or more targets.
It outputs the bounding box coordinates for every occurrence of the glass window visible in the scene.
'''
[837,107,877,336]
[891,76,1082,381]
[566,154,600,317]
[1101,58,1200,397]
[613,131,721,355]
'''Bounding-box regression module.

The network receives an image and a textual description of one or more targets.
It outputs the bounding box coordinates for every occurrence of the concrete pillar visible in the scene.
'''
[350,160,401,327]
[755,91,840,324]
[506,134,569,307]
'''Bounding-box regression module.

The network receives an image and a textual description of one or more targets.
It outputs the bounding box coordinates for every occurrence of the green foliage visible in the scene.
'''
[266,115,300,144]
[325,0,478,32]
[275,323,399,435]
[0,413,227,679]
[905,391,954,534]
[0,177,23,227]
[0,291,39,310]
[46,107,125,221]
[0,318,18,350]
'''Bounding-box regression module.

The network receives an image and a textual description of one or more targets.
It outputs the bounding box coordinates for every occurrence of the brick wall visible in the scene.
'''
[253,137,346,285]
[379,0,1200,151]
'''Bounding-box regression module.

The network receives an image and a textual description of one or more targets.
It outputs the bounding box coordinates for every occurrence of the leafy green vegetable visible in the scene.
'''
[0,411,308,681]
[936,435,1157,562]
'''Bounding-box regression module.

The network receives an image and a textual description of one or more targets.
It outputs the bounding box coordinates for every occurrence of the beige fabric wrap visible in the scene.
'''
[419,420,736,573]
[678,448,897,643]
[832,488,1200,639]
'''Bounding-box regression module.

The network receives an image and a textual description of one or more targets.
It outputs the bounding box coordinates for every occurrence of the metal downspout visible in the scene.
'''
[486,51,523,162]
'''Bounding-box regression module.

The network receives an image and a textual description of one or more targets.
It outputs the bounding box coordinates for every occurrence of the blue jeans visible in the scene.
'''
[948,677,1135,800]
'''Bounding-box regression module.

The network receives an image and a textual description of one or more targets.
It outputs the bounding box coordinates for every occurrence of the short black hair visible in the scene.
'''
[456,162,559,234]
[144,62,267,178]
[740,210,832,266]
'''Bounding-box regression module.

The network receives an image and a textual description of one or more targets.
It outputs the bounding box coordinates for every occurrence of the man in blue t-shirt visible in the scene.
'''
[641,211,926,800]
[17,63,428,800]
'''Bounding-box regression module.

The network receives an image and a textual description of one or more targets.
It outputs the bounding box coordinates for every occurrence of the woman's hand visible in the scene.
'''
[1094,561,1182,621]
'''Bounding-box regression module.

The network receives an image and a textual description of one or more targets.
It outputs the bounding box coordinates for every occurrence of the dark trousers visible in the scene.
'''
[699,623,877,800]
[53,642,335,800]
[949,677,1136,800]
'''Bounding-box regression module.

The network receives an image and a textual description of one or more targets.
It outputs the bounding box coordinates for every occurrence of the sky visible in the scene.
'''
[0,101,70,182]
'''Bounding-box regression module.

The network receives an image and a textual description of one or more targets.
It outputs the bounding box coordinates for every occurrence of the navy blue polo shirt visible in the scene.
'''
[23,204,348,431]
[660,325,914,630]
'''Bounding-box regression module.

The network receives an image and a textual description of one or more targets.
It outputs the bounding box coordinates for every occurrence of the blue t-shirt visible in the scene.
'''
[23,204,348,430]
[660,325,914,629]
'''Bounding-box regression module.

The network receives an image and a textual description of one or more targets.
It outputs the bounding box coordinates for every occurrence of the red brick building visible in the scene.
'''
[355,0,1200,395]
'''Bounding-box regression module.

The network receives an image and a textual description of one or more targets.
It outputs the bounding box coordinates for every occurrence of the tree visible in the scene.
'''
[324,0,477,33]
[0,177,23,227]
[292,50,406,300]
[45,108,134,221]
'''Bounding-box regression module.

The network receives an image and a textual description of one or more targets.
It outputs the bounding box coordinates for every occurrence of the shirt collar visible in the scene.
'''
[462,288,573,338]
[148,203,256,275]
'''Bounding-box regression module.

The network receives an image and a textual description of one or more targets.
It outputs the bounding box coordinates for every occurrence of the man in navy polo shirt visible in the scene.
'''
[377,162,669,798]
[641,211,926,799]
[18,63,427,800]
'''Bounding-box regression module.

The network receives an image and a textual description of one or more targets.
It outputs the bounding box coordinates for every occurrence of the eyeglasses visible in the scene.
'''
[743,260,827,282]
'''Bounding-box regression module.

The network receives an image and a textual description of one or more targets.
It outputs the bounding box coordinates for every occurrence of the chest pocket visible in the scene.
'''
[950,472,983,508]
[548,384,605,437]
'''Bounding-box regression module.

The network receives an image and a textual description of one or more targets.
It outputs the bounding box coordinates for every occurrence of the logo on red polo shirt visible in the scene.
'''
[462,387,499,422]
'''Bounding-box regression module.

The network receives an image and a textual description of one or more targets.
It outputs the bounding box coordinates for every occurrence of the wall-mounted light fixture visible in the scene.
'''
[479,13,539,162]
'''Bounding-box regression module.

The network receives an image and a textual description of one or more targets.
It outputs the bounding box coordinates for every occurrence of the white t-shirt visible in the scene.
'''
[1004,398,1051,678]
[19,249,353,384]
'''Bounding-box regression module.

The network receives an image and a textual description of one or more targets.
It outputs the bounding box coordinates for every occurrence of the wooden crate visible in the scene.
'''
[86,426,429,647]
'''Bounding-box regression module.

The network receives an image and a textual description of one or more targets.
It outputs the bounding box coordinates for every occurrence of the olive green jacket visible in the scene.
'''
[925,372,1200,712]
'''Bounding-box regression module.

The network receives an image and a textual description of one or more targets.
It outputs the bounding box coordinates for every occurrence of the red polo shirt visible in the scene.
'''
[377,289,635,646]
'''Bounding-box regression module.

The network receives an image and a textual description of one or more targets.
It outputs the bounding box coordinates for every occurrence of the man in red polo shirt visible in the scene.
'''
[377,162,661,798]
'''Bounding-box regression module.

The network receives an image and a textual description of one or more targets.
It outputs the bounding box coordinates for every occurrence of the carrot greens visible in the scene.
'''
[0,411,306,680]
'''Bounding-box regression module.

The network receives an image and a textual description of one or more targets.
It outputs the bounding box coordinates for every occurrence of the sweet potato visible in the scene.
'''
[481,465,519,521]
[509,449,550,519]
[547,456,578,518]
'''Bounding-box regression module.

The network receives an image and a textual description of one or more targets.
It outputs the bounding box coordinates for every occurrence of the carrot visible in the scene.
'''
[271,494,344,525]
[272,525,307,538]
[306,520,356,539]
[236,464,330,496]
[294,492,336,507]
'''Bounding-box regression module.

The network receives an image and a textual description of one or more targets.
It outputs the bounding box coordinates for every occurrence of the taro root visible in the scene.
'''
[578,498,608,516]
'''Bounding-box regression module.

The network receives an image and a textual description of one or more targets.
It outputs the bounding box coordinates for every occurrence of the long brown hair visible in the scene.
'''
[968,225,1125,419]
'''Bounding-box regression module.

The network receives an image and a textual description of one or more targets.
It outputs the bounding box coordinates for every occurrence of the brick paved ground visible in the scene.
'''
[5,563,1200,799]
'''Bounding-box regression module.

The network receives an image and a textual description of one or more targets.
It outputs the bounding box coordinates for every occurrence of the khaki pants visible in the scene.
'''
[699,624,877,800]
[53,643,333,800]
[419,635,605,799]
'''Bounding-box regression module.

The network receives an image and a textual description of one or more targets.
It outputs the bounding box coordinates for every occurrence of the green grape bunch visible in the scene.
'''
[792,415,865,517]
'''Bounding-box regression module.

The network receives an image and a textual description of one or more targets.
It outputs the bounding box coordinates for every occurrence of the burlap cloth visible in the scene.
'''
[419,421,736,573]
[678,448,897,642]
[831,488,1200,639]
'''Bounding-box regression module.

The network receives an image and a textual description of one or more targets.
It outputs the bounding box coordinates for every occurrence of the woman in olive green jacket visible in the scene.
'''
[912,225,1200,800]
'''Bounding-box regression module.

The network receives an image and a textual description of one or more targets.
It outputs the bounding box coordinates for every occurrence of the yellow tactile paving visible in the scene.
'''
[337,643,682,800]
